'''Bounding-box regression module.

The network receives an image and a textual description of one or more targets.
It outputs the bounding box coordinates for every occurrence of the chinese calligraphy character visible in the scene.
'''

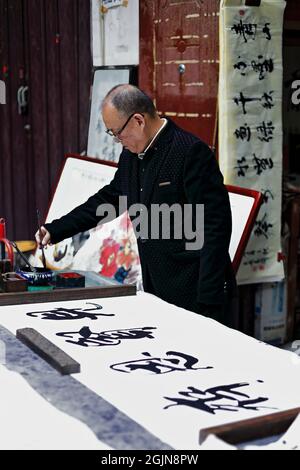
[234,123,251,141]
[262,22,272,41]
[233,92,257,115]
[243,247,271,269]
[233,57,248,76]
[231,20,257,43]
[234,157,249,177]
[110,351,213,374]
[234,91,274,114]
[261,189,274,205]
[231,20,271,43]
[253,154,274,175]
[234,56,274,80]
[254,213,273,239]
[164,382,273,415]
[260,91,274,109]
[26,303,114,320]
[57,326,156,347]
[257,121,275,142]
[251,56,274,80]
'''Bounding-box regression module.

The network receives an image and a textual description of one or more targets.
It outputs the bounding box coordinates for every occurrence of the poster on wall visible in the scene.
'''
[219,0,286,284]
[91,0,139,66]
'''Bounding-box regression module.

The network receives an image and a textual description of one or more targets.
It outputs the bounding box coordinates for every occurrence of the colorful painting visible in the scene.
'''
[31,156,142,287]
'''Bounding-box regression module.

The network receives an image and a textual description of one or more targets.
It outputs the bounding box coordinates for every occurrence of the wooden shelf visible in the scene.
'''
[0,284,136,306]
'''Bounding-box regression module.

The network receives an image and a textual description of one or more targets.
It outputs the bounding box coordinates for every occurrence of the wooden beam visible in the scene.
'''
[199,408,300,445]
[0,284,136,306]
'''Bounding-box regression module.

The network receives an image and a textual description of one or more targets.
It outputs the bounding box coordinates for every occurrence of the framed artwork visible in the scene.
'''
[32,154,142,287]
[87,66,137,162]
[227,185,263,274]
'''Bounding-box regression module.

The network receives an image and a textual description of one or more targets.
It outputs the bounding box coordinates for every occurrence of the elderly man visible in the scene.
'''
[36,84,236,325]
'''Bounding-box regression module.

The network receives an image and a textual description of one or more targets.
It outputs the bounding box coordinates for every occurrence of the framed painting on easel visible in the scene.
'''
[31,154,142,287]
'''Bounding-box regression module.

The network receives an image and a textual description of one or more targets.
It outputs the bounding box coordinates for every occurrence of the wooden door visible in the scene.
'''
[140,0,220,147]
[0,0,91,240]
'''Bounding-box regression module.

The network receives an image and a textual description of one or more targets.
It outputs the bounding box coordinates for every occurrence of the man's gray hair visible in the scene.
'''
[103,84,157,118]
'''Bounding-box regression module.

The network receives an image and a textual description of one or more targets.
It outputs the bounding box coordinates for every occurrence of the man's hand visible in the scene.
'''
[35,226,51,247]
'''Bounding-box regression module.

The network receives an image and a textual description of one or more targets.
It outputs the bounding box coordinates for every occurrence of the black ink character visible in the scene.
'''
[234,157,249,177]
[252,154,274,175]
[243,248,271,268]
[110,351,213,374]
[262,22,272,41]
[231,20,257,43]
[234,124,251,141]
[164,382,274,415]
[256,121,275,142]
[233,92,257,115]
[251,56,274,80]
[26,303,114,320]
[260,91,274,109]
[261,189,274,204]
[233,57,248,76]
[56,326,156,347]
[254,213,273,239]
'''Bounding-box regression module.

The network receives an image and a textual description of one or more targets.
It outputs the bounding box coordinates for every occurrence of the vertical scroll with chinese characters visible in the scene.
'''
[219,0,286,283]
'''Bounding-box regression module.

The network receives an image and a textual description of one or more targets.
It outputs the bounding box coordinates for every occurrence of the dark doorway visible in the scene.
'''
[0,0,92,240]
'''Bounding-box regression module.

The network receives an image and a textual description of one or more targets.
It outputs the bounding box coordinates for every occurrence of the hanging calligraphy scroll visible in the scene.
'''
[219,0,286,283]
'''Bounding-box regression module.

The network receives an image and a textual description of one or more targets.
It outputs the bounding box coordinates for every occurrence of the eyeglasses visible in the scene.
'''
[105,113,136,139]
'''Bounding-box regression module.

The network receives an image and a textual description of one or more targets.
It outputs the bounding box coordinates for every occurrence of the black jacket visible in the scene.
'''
[45,119,235,320]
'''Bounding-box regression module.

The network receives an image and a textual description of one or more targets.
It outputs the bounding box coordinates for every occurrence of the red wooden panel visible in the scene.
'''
[140,0,219,147]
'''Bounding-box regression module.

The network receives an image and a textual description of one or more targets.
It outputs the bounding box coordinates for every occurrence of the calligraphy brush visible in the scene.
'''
[10,241,37,272]
[36,209,47,270]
